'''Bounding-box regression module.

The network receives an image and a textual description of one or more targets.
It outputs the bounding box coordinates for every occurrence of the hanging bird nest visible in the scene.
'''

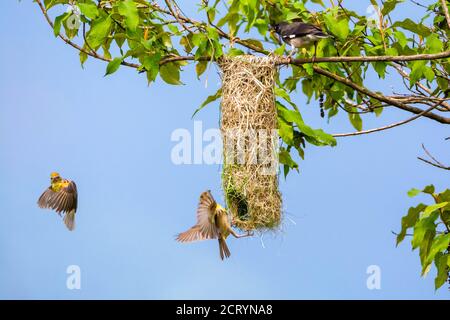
[219,55,282,232]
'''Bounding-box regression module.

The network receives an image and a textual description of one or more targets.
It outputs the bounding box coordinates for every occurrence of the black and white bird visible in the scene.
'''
[272,20,330,58]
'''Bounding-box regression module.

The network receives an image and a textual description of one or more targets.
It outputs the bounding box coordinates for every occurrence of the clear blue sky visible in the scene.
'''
[0,1,448,299]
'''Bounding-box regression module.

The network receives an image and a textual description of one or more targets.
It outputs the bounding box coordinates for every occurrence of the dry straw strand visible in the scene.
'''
[219,55,282,231]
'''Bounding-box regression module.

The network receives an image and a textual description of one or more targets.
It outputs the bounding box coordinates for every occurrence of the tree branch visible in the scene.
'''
[441,0,450,29]
[310,66,450,124]
[280,51,450,65]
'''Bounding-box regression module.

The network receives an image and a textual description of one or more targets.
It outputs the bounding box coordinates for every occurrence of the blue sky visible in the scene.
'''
[0,1,449,299]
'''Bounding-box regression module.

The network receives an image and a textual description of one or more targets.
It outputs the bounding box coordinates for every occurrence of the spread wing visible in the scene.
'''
[38,181,78,215]
[176,190,219,243]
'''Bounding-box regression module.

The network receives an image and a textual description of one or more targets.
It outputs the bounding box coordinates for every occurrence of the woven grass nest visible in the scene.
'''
[219,55,282,232]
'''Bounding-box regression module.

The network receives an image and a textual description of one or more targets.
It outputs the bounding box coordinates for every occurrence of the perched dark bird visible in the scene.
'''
[176,190,253,260]
[38,172,78,231]
[272,20,330,58]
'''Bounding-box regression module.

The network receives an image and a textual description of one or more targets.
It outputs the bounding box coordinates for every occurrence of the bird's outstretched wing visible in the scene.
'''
[38,181,78,215]
[176,190,219,242]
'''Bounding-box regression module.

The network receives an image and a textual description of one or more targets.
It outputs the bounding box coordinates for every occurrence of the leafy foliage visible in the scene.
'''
[37,0,450,292]
[40,0,449,176]
[397,186,450,290]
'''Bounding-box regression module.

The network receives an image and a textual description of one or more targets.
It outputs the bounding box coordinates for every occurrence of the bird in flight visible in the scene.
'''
[176,190,253,260]
[272,20,330,59]
[38,172,78,231]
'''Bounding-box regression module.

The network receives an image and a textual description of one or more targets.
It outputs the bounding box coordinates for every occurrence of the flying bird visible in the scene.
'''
[272,20,330,58]
[38,172,78,231]
[176,190,253,260]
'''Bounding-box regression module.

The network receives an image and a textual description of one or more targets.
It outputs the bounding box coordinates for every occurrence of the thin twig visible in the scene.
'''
[332,102,443,137]
[164,0,192,34]
[35,0,139,69]
[417,143,450,170]
[418,157,450,170]
[393,63,450,111]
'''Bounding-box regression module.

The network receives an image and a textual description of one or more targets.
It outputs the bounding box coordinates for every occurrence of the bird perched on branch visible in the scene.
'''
[38,172,78,231]
[272,20,330,59]
[176,190,253,260]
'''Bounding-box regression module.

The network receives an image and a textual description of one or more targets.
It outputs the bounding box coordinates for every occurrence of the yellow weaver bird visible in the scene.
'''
[176,190,253,260]
[37,172,78,231]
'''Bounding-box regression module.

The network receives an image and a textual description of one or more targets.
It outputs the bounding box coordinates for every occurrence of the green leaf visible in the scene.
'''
[392,19,431,37]
[426,233,450,266]
[159,63,183,85]
[394,31,408,49]
[53,13,69,37]
[439,189,450,202]
[45,0,66,10]
[275,87,297,108]
[286,11,301,21]
[373,61,387,79]
[409,60,426,86]
[423,202,448,216]
[348,112,363,131]
[279,148,298,177]
[419,230,435,276]
[423,67,435,82]
[79,50,88,67]
[104,57,123,76]
[407,188,421,197]
[228,48,245,56]
[192,88,221,118]
[78,2,99,20]
[278,104,336,146]
[168,24,179,34]
[278,118,294,145]
[243,0,258,31]
[118,0,139,32]
[206,7,216,22]
[310,0,325,6]
[422,185,435,194]
[195,61,208,79]
[412,211,438,249]
[324,14,349,41]
[396,203,425,246]
[381,0,403,16]
[86,16,112,48]
[437,77,449,92]
[142,53,162,83]
[434,253,449,290]
[241,39,264,51]
[425,34,443,54]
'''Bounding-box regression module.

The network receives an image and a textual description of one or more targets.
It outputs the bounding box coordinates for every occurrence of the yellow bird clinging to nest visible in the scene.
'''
[176,190,253,260]
[37,172,78,231]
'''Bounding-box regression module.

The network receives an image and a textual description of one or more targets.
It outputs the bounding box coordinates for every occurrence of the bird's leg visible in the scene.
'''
[229,229,254,238]
[287,47,297,59]
[312,42,318,64]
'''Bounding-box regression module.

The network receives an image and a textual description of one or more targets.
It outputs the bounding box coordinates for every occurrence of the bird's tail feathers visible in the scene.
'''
[64,210,76,231]
[218,238,231,260]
